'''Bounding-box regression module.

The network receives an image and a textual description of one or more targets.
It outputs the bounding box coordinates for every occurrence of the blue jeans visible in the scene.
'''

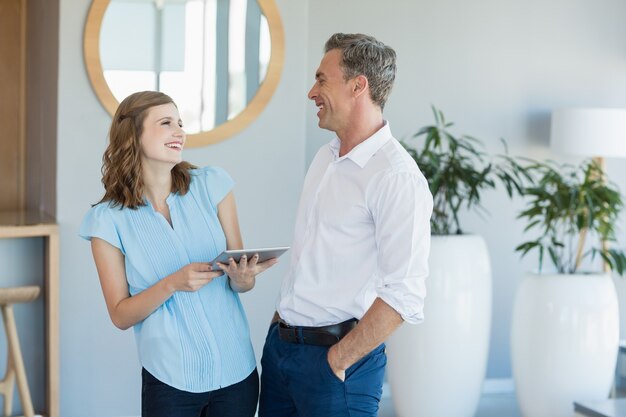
[141,367,259,417]
[259,322,386,417]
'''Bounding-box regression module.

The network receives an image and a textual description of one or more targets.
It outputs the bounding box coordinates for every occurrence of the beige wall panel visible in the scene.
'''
[26,0,59,217]
[0,0,25,211]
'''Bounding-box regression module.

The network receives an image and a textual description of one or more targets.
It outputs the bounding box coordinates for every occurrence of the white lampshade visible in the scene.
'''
[550,108,626,158]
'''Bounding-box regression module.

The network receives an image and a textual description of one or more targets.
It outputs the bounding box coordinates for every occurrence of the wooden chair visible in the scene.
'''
[0,286,40,417]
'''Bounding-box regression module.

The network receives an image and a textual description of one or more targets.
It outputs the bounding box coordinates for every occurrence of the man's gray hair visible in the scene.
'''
[325,33,396,110]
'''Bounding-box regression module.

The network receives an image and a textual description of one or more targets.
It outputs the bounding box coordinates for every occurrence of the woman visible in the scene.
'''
[80,91,276,417]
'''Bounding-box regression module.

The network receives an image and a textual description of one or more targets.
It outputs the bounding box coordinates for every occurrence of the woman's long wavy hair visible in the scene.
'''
[97,91,196,209]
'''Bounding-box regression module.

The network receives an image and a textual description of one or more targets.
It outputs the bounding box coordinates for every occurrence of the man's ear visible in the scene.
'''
[352,75,369,98]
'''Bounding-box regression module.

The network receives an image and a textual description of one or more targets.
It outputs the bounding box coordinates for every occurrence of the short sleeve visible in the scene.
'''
[195,166,235,208]
[79,204,124,253]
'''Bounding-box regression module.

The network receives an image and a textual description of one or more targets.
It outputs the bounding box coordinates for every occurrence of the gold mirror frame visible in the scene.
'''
[84,0,284,147]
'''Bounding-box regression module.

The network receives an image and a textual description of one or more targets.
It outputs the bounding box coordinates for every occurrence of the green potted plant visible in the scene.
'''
[402,107,497,235]
[514,159,626,274]
[508,158,626,417]
[387,107,504,417]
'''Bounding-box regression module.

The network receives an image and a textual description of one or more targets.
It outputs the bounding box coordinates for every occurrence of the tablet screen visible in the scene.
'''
[210,246,290,264]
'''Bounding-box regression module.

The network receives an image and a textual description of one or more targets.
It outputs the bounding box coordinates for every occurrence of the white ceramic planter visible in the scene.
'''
[511,273,619,417]
[386,234,492,417]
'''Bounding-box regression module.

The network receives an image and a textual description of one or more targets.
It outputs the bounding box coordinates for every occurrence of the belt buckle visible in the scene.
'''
[278,319,356,346]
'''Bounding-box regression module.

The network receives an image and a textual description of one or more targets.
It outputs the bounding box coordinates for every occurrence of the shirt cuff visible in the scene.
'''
[377,281,425,325]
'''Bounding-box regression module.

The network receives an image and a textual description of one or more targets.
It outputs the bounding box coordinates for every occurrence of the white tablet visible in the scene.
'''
[210,246,290,264]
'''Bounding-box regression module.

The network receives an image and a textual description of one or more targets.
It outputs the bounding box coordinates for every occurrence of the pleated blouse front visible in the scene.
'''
[80,166,256,392]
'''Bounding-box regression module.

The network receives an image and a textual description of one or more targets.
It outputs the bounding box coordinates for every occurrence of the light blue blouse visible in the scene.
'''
[79,166,256,393]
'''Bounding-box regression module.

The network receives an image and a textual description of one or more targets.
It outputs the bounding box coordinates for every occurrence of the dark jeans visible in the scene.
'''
[141,367,259,417]
[259,322,386,417]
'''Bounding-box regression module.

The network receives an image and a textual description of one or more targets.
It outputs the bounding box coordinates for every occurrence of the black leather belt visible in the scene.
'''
[277,318,358,346]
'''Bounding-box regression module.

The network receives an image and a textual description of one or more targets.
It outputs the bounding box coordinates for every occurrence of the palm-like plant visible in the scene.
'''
[403,107,495,235]
[403,107,626,275]
[514,159,626,275]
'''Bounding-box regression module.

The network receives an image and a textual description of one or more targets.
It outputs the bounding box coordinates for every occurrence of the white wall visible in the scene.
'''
[57,1,307,415]
[307,0,626,379]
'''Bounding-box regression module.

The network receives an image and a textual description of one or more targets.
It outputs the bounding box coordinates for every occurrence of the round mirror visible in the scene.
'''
[84,0,284,147]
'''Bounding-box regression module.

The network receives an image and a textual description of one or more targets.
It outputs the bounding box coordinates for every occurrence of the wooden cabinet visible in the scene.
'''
[0,0,58,216]
[0,0,27,211]
[0,0,59,415]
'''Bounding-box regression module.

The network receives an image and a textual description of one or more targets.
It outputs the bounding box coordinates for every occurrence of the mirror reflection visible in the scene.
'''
[85,0,284,146]
[100,0,271,134]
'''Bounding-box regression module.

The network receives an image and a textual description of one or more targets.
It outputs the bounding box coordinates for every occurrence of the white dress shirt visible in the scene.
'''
[278,122,433,326]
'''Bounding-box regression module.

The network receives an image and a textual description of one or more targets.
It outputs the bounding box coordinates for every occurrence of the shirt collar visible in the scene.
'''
[329,121,392,168]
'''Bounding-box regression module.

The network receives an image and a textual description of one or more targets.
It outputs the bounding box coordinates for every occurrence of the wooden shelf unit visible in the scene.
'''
[0,212,59,417]
[0,0,59,413]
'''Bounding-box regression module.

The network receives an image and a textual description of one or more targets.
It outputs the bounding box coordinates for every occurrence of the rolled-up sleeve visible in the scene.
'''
[370,170,433,324]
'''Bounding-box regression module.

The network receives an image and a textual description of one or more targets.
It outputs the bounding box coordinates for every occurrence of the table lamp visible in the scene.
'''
[551,108,626,163]
[550,108,626,271]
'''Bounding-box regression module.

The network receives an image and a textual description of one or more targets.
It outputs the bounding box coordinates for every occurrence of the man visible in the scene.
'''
[259,33,433,417]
